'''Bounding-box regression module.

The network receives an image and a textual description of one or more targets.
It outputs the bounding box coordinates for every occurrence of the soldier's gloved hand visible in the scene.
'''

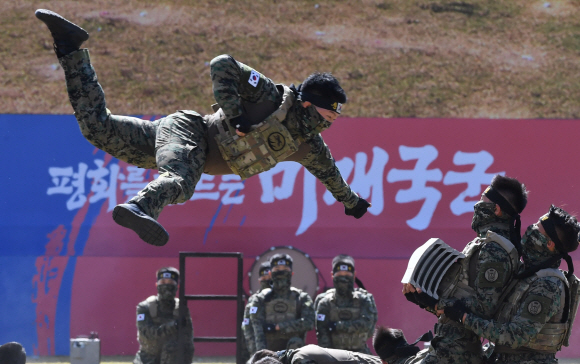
[345,198,371,219]
[230,115,252,134]
[327,321,338,332]
[405,292,423,307]
[263,323,277,332]
[414,292,438,310]
[444,300,468,323]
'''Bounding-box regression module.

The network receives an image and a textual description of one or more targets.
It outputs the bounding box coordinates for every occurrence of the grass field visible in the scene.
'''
[2,0,579,118]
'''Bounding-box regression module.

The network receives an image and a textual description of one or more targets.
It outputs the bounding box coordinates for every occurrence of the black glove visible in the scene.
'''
[444,300,468,323]
[230,115,252,134]
[263,323,277,332]
[414,292,438,310]
[405,292,423,307]
[328,321,338,332]
[345,198,371,219]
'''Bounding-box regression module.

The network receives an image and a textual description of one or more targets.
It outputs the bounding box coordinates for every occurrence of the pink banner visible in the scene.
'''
[65,118,580,357]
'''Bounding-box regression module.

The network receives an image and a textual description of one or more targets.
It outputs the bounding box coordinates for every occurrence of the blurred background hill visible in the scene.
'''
[2,0,579,118]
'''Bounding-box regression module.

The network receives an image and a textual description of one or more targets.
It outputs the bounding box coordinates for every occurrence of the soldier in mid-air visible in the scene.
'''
[35,9,371,247]
[248,254,315,351]
[134,267,194,364]
[315,255,377,354]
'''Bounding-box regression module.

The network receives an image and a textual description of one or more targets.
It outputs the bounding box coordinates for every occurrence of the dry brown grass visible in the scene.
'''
[2,0,579,118]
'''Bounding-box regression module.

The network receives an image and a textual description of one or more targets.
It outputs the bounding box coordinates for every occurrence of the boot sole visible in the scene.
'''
[35,9,89,42]
[113,205,169,246]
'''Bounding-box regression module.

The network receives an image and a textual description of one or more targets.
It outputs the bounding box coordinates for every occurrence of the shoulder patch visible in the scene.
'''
[317,313,326,321]
[478,262,507,288]
[137,313,145,321]
[520,295,553,323]
[248,70,260,87]
[250,306,258,314]
[242,318,250,326]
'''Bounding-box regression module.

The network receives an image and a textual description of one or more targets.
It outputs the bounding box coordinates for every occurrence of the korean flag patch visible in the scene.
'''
[248,70,260,87]
[250,306,258,314]
[162,272,172,278]
[137,313,145,321]
[242,318,250,326]
[317,314,326,321]
[336,103,342,113]
[340,265,348,271]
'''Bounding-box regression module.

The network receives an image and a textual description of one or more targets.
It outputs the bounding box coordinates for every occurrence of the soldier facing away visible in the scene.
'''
[315,255,378,354]
[248,254,315,351]
[35,9,371,247]
[403,174,529,364]
[134,267,194,364]
[446,205,580,364]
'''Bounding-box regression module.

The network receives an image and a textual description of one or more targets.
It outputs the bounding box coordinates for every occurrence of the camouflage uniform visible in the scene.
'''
[134,295,194,364]
[249,287,315,351]
[315,289,377,354]
[58,50,360,221]
[277,344,382,364]
[243,279,272,358]
[464,269,566,364]
[419,224,519,364]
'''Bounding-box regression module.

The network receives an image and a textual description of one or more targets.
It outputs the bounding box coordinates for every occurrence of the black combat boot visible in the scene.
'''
[112,203,170,246]
[35,9,89,58]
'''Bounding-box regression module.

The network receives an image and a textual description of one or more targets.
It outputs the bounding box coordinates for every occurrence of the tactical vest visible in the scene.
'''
[438,231,520,303]
[328,290,368,350]
[213,85,301,180]
[138,296,180,354]
[264,288,303,350]
[494,269,579,354]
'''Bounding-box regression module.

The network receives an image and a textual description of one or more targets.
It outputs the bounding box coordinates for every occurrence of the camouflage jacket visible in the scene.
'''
[205,54,359,209]
[464,274,565,350]
[278,344,382,364]
[315,289,377,351]
[249,287,315,351]
[136,295,194,355]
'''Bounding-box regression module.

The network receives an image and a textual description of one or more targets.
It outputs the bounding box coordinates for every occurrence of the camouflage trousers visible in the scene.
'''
[59,49,208,219]
[134,341,194,364]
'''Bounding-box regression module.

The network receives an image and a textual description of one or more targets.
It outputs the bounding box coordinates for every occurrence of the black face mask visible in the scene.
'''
[471,201,508,235]
[333,275,354,296]
[271,270,292,292]
[521,224,554,268]
[157,284,177,301]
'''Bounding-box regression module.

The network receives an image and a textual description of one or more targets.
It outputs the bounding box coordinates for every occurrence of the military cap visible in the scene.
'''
[332,254,355,274]
[269,253,293,270]
[259,262,271,277]
[156,267,179,283]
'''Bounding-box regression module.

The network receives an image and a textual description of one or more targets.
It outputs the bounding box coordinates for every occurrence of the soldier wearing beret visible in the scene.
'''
[134,267,194,364]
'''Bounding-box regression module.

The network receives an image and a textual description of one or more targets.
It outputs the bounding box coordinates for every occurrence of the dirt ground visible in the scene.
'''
[2,0,579,118]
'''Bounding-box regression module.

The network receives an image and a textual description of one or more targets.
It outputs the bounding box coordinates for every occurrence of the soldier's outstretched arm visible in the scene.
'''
[314,297,332,347]
[298,134,370,218]
[463,278,563,348]
[278,293,315,334]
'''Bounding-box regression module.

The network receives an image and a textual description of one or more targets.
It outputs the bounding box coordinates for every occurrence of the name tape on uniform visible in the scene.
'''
[250,307,258,314]
[317,314,325,321]
[137,313,145,321]
[248,71,260,87]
